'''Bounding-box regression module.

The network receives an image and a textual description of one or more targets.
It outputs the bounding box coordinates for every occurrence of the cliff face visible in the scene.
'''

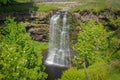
[0,9,119,42]
[25,9,120,42]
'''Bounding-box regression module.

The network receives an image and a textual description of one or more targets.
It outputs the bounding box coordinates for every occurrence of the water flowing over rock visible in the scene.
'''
[45,11,71,67]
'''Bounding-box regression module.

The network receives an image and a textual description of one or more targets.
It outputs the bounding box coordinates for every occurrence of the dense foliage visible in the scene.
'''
[59,21,120,80]
[73,21,108,67]
[0,17,48,80]
[59,61,108,80]
[58,67,85,80]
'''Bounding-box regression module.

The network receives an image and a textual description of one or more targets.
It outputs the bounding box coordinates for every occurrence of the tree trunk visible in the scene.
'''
[83,61,90,80]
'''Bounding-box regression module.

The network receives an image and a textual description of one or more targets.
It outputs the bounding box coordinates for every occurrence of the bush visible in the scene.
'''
[107,19,120,60]
[73,21,109,67]
[107,60,120,80]
[0,17,48,80]
[58,67,85,80]
[59,61,108,80]
[88,61,108,80]
[108,19,120,29]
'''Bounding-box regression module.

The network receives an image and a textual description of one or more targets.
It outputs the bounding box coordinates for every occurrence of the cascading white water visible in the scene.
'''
[45,11,71,67]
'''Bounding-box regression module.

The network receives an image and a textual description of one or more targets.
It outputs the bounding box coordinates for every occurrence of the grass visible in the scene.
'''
[34,4,65,12]
[14,0,31,3]
[108,73,120,80]
[107,0,120,11]
[0,3,64,14]
[33,3,65,19]
[70,0,120,12]
[70,2,107,12]
[0,0,119,16]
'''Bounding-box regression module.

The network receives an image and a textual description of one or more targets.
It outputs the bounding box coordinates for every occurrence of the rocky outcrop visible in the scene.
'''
[72,9,120,23]
[26,24,49,42]
[26,9,120,43]
[0,10,54,22]
[69,9,120,44]
[1,8,119,42]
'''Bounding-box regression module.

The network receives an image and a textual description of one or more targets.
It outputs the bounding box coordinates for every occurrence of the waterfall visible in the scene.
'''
[45,11,71,67]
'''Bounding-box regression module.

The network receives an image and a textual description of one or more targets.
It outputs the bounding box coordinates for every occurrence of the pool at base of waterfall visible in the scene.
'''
[44,63,68,80]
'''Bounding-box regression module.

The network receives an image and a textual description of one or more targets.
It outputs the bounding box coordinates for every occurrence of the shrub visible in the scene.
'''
[107,60,120,80]
[73,21,108,67]
[0,17,48,80]
[108,19,120,29]
[59,61,108,80]
[88,61,108,80]
[58,67,85,80]
[107,19,120,60]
